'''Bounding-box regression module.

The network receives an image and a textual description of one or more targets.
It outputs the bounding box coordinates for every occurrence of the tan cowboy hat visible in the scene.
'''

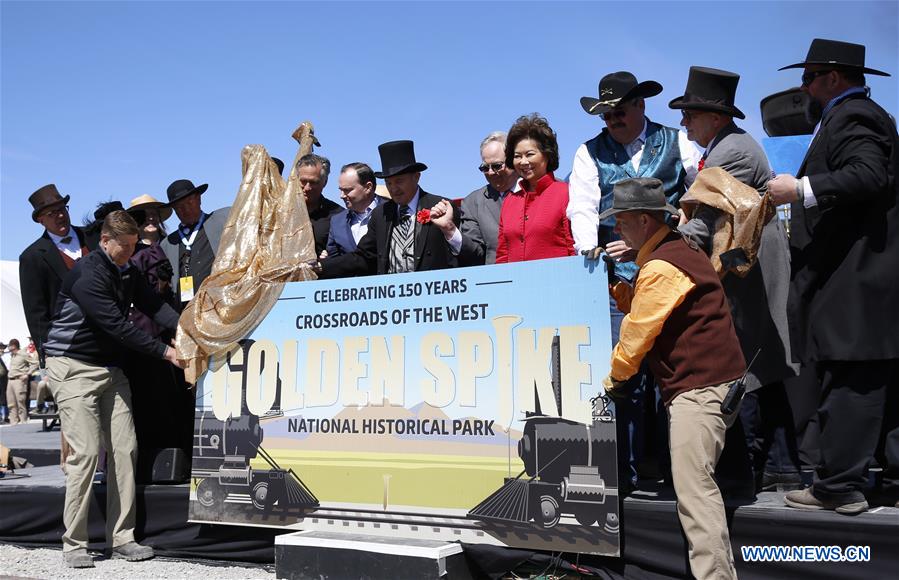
[375,184,391,199]
[128,194,172,221]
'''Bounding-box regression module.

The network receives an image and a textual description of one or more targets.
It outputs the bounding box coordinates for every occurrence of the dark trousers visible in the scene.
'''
[814,359,899,503]
[741,382,801,477]
[784,364,822,470]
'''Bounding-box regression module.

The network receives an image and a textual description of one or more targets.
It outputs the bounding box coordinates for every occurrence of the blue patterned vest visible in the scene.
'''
[585,119,687,228]
[585,119,687,282]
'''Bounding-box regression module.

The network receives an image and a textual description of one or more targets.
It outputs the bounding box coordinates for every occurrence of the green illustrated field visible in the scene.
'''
[253,450,523,509]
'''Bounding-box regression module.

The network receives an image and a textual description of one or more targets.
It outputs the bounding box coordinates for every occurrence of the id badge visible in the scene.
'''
[180,276,195,302]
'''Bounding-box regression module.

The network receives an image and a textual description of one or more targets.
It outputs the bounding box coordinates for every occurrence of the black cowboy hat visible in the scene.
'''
[374,140,428,179]
[28,184,70,222]
[598,177,677,221]
[760,87,815,137]
[164,179,208,206]
[779,38,890,76]
[580,71,663,115]
[669,66,745,120]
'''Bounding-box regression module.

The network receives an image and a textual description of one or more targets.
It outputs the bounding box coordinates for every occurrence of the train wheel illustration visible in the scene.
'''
[196,478,224,508]
[539,495,561,528]
[573,505,600,527]
[251,481,269,510]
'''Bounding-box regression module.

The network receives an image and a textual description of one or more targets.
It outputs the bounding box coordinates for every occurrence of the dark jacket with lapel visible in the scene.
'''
[18,226,92,352]
[320,190,459,278]
[788,92,899,362]
[325,197,384,258]
[160,206,230,299]
[459,184,504,266]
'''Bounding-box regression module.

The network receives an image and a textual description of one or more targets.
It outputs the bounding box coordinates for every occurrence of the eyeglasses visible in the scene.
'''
[801,69,832,87]
[39,205,69,219]
[601,100,636,121]
[680,110,707,122]
[478,162,505,173]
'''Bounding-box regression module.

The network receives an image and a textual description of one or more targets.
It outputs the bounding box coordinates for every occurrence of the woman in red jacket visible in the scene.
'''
[495,114,576,263]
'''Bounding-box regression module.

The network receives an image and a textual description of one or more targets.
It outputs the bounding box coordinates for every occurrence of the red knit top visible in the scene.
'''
[495,172,576,263]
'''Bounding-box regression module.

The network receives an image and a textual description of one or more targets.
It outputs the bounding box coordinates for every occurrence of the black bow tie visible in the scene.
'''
[59,236,73,244]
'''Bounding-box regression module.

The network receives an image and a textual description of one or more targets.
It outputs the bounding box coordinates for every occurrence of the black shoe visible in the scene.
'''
[111,542,154,561]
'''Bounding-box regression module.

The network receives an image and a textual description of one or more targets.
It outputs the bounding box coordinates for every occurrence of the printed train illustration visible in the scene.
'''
[469,337,619,531]
[192,341,318,512]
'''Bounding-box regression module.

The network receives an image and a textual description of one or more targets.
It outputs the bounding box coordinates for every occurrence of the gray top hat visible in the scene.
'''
[598,177,678,221]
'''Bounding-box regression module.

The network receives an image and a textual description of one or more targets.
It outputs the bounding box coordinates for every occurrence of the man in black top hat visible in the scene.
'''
[319,140,458,278]
[568,71,702,491]
[160,179,231,308]
[767,39,898,514]
[19,184,96,361]
[672,66,801,494]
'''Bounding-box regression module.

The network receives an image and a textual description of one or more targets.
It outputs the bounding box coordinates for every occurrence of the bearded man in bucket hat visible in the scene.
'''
[568,71,703,490]
[319,140,459,278]
[767,39,899,515]
[159,179,231,309]
[601,177,745,580]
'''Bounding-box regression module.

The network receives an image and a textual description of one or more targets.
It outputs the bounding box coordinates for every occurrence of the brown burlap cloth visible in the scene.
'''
[175,123,320,383]
[679,166,776,278]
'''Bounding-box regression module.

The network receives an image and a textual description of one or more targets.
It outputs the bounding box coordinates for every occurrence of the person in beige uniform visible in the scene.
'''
[5,339,37,425]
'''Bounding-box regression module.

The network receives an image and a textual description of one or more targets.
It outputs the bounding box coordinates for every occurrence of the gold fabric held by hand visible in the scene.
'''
[679,166,775,277]
[176,124,319,382]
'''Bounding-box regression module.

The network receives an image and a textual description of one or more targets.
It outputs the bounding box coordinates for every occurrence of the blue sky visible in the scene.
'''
[2,1,896,260]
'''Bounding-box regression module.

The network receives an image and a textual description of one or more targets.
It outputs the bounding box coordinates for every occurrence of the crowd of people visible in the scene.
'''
[8,38,898,578]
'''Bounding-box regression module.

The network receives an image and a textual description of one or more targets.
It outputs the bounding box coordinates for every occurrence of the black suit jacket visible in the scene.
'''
[788,92,899,362]
[320,190,459,278]
[18,226,92,352]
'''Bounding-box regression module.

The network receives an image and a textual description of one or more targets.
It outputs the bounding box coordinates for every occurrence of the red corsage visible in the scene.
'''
[416,209,431,224]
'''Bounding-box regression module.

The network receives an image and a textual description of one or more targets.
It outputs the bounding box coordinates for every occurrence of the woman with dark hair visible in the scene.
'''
[495,114,576,263]
[124,195,191,483]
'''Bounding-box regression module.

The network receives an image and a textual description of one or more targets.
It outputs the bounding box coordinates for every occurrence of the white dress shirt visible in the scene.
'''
[47,229,84,262]
[567,119,702,253]
[350,197,380,243]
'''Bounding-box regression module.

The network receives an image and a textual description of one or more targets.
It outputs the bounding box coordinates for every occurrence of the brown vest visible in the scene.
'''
[59,246,89,270]
[641,232,745,404]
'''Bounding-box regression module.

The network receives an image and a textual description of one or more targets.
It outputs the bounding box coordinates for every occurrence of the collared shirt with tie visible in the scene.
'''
[388,203,415,274]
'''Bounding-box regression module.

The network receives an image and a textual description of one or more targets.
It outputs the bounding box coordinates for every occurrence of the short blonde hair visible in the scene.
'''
[101,210,139,237]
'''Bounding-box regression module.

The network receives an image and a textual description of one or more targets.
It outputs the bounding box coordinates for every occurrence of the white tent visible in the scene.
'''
[1,260,30,344]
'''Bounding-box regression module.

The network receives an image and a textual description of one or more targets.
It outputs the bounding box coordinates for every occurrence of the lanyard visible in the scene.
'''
[179,213,207,252]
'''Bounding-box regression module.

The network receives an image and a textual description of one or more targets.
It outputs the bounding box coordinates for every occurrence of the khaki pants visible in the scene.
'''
[46,356,138,552]
[669,382,740,580]
[6,377,29,425]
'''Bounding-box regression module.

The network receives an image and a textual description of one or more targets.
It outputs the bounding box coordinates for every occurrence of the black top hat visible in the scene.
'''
[669,66,745,119]
[374,140,428,179]
[779,38,890,76]
[28,184,70,222]
[598,177,678,221]
[164,179,209,206]
[580,71,663,115]
[272,157,285,176]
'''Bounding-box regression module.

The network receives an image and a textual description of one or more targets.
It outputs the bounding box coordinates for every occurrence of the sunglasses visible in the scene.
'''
[680,110,708,122]
[478,162,505,173]
[801,69,832,87]
[601,109,628,121]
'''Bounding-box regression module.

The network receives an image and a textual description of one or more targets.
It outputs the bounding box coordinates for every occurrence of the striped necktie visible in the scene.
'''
[389,205,414,273]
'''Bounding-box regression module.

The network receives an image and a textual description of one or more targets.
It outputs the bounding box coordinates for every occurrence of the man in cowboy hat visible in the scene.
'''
[19,184,95,361]
[671,66,800,494]
[601,177,745,580]
[767,39,899,514]
[568,71,702,490]
[160,179,231,308]
[319,140,458,278]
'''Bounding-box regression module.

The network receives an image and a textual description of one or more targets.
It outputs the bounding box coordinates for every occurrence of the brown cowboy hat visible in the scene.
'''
[128,194,173,221]
[28,184,70,222]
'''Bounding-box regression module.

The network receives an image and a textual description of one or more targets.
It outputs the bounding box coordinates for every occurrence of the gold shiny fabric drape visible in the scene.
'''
[679,166,775,278]
[176,126,319,382]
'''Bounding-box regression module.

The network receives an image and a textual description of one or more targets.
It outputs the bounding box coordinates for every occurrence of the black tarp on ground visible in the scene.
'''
[1,476,896,578]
